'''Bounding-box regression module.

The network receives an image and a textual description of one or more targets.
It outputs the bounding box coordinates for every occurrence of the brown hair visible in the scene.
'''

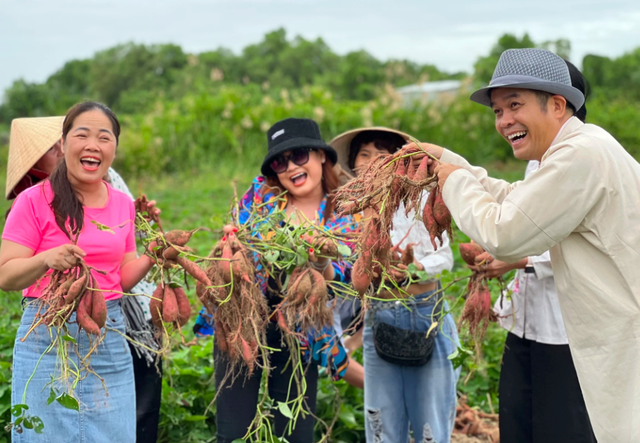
[265,157,340,223]
[49,101,120,237]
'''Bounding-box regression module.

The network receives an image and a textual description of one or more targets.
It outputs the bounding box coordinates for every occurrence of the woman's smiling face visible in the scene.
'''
[63,109,117,185]
[276,149,326,198]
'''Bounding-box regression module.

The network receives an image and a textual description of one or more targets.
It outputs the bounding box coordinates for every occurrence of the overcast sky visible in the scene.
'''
[1,0,639,97]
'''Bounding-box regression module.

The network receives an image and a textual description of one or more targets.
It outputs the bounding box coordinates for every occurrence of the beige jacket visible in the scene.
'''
[442,117,640,442]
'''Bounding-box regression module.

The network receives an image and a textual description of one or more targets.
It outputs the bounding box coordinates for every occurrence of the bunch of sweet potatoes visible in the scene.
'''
[276,266,332,335]
[200,226,268,375]
[458,242,496,344]
[38,261,108,336]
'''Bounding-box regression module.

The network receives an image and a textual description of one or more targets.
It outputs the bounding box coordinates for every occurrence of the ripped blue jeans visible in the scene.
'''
[363,290,459,443]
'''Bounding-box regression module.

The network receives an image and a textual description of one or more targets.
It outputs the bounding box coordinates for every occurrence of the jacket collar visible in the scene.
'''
[541,116,584,163]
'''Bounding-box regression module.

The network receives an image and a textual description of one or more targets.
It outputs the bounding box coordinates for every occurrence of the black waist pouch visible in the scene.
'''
[372,322,437,367]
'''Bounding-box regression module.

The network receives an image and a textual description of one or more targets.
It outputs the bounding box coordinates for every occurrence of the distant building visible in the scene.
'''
[396,79,468,107]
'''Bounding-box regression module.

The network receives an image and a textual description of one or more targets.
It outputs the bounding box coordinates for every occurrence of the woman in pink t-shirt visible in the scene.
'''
[0,102,156,442]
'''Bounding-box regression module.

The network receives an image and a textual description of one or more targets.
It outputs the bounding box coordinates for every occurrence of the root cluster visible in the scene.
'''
[335,144,454,296]
[33,260,107,337]
[458,243,497,346]
[145,228,210,334]
[454,396,500,442]
[276,266,332,334]
[200,228,268,375]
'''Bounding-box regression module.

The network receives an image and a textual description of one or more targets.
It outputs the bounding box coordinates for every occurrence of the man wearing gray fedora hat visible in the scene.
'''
[413,48,640,442]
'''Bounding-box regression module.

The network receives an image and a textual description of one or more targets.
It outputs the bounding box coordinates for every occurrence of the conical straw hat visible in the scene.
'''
[6,116,64,198]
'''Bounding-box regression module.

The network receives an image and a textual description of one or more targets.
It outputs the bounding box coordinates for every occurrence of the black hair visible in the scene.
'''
[532,60,589,123]
[348,130,407,170]
[564,59,589,122]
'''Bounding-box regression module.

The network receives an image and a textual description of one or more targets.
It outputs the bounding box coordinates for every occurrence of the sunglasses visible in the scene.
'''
[270,148,313,174]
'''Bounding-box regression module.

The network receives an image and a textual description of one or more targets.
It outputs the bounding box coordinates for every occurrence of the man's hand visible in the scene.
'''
[434,163,463,189]
[401,142,445,174]
[468,252,527,278]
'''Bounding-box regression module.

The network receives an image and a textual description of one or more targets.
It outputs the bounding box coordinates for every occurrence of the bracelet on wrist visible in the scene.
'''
[310,260,330,272]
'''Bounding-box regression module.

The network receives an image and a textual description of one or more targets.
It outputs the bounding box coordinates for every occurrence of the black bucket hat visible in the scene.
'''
[261,118,338,177]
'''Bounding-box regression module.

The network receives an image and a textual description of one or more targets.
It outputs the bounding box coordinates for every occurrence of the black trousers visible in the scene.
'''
[129,342,163,443]
[214,322,319,443]
[499,333,597,443]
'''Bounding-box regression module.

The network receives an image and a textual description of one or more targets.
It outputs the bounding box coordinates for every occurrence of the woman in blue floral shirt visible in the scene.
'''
[195,118,360,443]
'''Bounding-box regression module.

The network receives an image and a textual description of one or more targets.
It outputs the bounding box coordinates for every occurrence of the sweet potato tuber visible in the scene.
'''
[77,291,100,335]
[177,256,212,286]
[433,188,452,230]
[90,289,107,328]
[174,287,192,327]
[65,274,87,305]
[220,243,233,283]
[352,256,372,296]
[162,285,178,323]
[164,229,195,247]
[422,189,441,249]
[413,156,430,182]
[56,275,75,301]
[459,243,485,266]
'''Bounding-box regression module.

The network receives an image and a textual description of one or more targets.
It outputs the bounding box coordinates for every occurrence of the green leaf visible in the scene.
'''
[33,417,44,433]
[449,346,473,369]
[296,245,308,266]
[23,418,34,430]
[265,250,279,263]
[231,439,247,443]
[61,335,77,344]
[276,401,293,419]
[56,393,79,411]
[11,404,28,416]
[407,263,419,273]
[90,220,115,235]
[47,388,57,405]
[337,244,351,257]
[338,409,357,427]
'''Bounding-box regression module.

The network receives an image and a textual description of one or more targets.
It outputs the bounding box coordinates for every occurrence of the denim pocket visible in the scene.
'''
[19,299,44,326]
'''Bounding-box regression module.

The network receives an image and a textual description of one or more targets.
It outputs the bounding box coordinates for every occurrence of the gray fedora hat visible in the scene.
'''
[471,48,585,110]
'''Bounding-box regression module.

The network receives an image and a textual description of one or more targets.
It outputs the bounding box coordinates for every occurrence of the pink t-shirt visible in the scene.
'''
[2,180,136,301]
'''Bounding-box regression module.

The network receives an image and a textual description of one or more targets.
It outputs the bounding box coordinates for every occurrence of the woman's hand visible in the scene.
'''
[42,244,86,271]
[390,259,424,282]
[135,194,161,223]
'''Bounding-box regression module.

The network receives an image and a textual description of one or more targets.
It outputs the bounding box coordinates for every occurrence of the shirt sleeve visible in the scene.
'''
[443,145,600,263]
[2,192,41,251]
[236,177,264,225]
[411,194,454,277]
[530,251,554,280]
[441,149,522,203]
